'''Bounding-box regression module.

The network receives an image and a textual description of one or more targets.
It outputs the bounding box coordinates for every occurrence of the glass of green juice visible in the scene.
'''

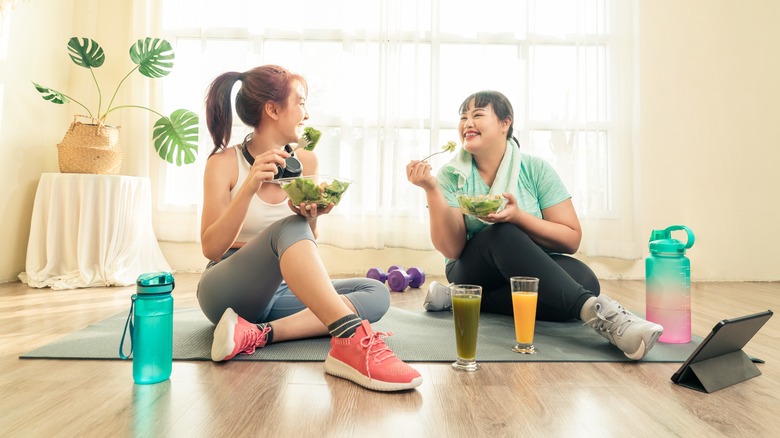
[451,284,482,371]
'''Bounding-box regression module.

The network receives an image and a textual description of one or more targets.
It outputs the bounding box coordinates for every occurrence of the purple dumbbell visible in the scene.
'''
[367,265,405,284]
[387,267,426,292]
[366,267,388,283]
[407,267,426,288]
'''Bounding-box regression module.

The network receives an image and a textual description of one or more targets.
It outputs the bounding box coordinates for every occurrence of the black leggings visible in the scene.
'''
[445,223,600,322]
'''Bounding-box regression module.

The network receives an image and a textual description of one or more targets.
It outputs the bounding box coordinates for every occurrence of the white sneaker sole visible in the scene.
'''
[211,308,239,362]
[324,354,423,392]
[624,329,663,361]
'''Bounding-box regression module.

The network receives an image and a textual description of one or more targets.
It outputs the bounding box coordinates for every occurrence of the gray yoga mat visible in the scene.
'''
[20,307,700,362]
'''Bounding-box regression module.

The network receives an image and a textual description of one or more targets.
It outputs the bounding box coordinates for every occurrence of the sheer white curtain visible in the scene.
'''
[151,0,641,258]
[520,0,642,258]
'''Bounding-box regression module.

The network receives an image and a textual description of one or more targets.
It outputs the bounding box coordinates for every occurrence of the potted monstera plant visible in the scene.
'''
[33,37,198,174]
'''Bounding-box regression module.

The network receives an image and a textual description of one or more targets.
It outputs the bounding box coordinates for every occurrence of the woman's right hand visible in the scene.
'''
[245,148,291,190]
[406,160,438,191]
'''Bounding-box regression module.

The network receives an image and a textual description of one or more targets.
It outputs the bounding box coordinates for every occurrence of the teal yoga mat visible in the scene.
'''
[20,307,700,362]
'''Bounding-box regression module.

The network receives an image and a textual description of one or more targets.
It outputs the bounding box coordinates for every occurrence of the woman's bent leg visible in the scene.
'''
[445,223,596,322]
[197,215,315,324]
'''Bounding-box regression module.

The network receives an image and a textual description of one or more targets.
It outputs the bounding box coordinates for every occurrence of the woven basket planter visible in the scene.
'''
[57,116,123,175]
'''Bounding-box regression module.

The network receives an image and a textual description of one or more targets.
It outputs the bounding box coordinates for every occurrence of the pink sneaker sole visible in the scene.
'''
[324,354,423,392]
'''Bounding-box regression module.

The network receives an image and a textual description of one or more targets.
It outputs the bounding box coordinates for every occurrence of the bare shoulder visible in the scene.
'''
[204,146,239,189]
[295,149,319,175]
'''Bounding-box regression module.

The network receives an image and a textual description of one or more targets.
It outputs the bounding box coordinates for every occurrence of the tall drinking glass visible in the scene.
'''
[451,284,482,371]
[511,276,539,354]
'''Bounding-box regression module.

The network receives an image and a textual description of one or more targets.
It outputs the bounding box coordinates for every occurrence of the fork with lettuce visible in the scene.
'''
[421,141,457,162]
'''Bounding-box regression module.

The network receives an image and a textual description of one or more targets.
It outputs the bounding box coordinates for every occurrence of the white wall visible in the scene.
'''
[637,1,780,281]
[0,0,75,283]
[1,1,779,283]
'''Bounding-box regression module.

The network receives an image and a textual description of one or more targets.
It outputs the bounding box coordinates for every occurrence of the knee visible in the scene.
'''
[572,260,600,294]
[356,279,390,323]
[273,215,315,254]
[278,215,314,239]
[196,281,223,325]
[553,254,601,295]
[473,223,534,250]
[484,222,531,242]
[582,269,600,295]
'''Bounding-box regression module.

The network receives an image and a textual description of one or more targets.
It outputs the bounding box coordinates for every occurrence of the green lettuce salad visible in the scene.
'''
[282,177,350,207]
[457,194,505,217]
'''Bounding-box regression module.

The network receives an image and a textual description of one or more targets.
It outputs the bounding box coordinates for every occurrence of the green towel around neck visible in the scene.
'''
[443,137,522,198]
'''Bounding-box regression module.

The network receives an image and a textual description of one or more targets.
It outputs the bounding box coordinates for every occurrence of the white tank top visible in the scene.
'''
[231,145,293,243]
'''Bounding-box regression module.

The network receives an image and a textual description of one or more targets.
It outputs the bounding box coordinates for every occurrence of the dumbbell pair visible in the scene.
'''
[366,265,426,292]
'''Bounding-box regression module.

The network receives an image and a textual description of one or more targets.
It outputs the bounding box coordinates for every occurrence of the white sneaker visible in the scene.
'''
[423,281,452,312]
[585,295,664,360]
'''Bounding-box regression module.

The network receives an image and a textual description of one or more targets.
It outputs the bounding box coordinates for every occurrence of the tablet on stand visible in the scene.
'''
[671,310,773,393]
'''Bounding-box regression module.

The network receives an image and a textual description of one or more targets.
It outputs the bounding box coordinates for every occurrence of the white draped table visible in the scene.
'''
[19,173,171,290]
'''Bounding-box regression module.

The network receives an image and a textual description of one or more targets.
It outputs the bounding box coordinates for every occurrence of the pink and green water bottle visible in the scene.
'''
[645,225,695,343]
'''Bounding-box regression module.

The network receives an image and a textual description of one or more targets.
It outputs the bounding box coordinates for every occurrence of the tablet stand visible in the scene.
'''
[674,349,761,393]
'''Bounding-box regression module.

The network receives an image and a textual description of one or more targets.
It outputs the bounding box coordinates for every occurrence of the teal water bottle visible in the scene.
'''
[120,272,175,384]
[645,226,695,343]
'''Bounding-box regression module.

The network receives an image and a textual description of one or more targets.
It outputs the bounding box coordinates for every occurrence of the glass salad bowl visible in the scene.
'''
[456,194,507,219]
[277,175,352,208]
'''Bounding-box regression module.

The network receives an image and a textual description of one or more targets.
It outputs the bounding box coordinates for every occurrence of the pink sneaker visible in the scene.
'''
[324,320,423,391]
[211,308,271,362]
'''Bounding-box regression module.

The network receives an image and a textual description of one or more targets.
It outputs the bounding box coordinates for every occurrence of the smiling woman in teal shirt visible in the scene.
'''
[406,90,664,361]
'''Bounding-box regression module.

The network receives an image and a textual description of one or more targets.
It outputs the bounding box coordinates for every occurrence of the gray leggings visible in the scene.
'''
[197,215,390,325]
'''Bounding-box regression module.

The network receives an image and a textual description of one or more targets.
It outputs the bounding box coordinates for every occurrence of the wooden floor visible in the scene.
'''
[0,274,778,437]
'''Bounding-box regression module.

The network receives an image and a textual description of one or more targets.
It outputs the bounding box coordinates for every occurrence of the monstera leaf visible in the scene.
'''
[130,38,174,79]
[153,109,199,166]
[67,37,105,69]
[32,83,70,105]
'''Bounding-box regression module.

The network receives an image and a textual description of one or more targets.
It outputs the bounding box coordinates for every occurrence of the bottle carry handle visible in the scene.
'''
[119,294,137,360]
[665,225,695,249]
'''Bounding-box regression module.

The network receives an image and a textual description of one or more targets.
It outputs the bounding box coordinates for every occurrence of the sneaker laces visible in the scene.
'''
[585,300,634,337]
[239,325,271,355]
[359,330,396,379]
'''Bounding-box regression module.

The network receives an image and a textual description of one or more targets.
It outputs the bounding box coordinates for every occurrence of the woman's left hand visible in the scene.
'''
[288,200,334,220]
[482,192,520,224]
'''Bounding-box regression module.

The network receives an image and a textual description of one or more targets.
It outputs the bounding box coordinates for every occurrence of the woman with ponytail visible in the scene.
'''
[198,65,422,391]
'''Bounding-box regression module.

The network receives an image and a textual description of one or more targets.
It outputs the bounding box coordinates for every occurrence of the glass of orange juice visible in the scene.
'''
[511,276,539,354]
[451,284,482,371]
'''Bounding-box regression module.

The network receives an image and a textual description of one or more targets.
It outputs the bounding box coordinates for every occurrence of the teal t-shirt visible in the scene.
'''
[437,152,571,240]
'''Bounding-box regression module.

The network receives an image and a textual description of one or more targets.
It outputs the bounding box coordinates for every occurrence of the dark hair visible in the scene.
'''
[458,90,515,141]
[204,65,307,156]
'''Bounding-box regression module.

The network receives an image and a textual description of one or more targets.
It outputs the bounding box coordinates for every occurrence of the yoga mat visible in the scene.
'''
[20,307,700,362]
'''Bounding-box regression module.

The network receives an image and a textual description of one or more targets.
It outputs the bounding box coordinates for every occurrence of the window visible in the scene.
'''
[155,0,640,257]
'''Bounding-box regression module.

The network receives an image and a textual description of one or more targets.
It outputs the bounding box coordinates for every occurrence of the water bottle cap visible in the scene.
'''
[136,271,175,294]
[649,239,687,254]
[648,225,694,253]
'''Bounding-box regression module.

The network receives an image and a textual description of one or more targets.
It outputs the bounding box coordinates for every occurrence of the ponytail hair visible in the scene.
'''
[204,65,307,156]
[205,71,242,155]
